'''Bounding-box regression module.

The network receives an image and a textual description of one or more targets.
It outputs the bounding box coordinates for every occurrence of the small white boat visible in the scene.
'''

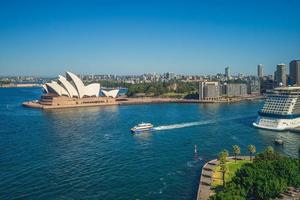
[274,138,284,145]
[131,123,154,133]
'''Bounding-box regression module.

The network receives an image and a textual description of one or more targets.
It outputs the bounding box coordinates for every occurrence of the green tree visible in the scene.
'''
[220,163,227,187]
[248,144,256,161]
[298,147,300,171]
[266,146,274,154]
[211,149,300,200]
[264,146,275,160]
[232,145,241,163]
[219,149,229,164]
[218,149,229,188]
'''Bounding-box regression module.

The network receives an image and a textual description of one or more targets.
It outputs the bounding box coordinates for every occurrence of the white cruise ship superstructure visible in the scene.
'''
[253,87,300,131]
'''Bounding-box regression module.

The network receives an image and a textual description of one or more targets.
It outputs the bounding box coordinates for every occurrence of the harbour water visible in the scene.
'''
[0,88,299,200]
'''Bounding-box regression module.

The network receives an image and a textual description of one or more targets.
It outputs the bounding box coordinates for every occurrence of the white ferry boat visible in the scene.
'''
[253,86,300,131]
[131,123,154,133]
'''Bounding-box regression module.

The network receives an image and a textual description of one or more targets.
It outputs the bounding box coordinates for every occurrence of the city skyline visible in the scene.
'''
[0,0,300,76]
[0,63,296,78]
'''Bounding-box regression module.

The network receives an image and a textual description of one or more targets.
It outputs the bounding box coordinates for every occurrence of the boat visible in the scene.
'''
[274,139,284,145]
[253,86,300,131]
[131,123,154,133]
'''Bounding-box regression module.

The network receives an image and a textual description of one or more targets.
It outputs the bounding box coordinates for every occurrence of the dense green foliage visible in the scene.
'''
[211,148,300,200]
[98,80,198,97]
[0,80,11,85]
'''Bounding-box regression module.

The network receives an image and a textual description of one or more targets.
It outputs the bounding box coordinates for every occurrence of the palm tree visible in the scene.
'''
[220,163,227,187]
[218,149,228,188]
[248,144,256,161]
[298,147,300,170]
[232,145,241,162]
[265,146,274,154]
[218,149,229,164]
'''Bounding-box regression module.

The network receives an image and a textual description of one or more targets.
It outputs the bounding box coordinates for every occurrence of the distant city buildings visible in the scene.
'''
[225,66,230,79]
[257,64,264,78]
[0,76,50,84]
[165,72,176,81]
[275,63,287,86]
[289,60,300,86]
[3,59,300,96]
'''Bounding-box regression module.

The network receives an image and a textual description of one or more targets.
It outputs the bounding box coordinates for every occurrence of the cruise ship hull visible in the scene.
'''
[253,122,287,131]
[253,116,300,131]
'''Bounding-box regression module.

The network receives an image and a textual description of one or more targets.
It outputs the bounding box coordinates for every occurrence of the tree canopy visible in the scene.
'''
[98,80,199,97]
[211,148,300,200]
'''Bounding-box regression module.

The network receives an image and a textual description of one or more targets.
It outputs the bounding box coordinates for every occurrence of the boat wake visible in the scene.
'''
[153,120,216,131]
[153,115,255,131]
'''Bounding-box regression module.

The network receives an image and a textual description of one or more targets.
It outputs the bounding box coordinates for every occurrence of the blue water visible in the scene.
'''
[0,88,299,200]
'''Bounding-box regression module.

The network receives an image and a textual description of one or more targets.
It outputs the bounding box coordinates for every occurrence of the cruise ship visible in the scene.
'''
[253,87,300,131]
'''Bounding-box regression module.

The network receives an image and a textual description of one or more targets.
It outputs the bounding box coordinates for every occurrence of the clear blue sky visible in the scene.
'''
[0,0,299,76]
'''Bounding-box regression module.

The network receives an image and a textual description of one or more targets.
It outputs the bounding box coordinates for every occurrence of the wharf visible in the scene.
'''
[22,96,263,110]
[22,98,205,109]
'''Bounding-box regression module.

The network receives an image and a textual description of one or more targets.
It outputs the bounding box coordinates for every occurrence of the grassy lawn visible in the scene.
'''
[211,159,251,187]
[161,92,187,98]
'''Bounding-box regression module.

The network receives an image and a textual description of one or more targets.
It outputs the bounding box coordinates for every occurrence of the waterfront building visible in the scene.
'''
[289,60,300,86]
[247,79,260,94]
[30,72,124,109]
[275,63,287,86]
[199,81,220,100]
[224,83,247,97]
[257,64,264,78]
[225,66,230,79]
[260,77,276,93]
[253,86,300,131]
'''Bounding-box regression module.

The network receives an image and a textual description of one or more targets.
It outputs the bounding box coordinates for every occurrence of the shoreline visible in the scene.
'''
[22,96,264,110]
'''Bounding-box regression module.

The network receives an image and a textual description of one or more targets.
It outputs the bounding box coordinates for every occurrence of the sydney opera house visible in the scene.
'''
[43,72,101,98]
[23,72,123,109]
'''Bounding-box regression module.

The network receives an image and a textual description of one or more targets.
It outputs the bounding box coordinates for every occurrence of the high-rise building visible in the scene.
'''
[199,82,220,100]
[289,60,300,86]
[257,64,264,78]
[225,66,230,78]
[275,63,287,86]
